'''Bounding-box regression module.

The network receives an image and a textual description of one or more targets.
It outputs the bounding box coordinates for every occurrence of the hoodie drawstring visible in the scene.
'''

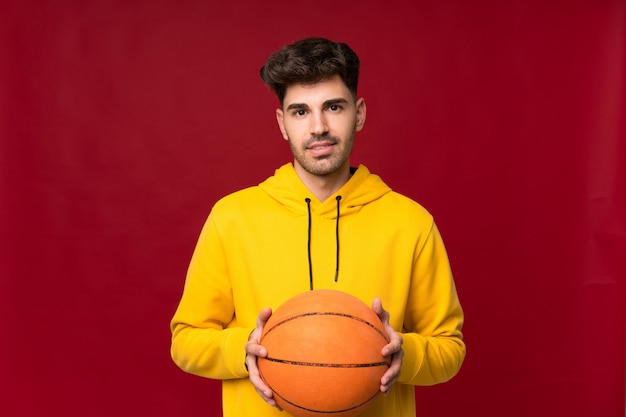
[334,196,341,282]
[305,196,342,290]
[305,198,313,290]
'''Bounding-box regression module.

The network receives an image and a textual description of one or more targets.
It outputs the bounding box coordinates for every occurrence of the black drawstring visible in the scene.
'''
[305,198,313,290]
[305,196,342,289]
[334,196,341,282]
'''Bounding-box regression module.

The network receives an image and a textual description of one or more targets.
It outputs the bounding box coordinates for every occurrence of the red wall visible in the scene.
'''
[1,1,624,416]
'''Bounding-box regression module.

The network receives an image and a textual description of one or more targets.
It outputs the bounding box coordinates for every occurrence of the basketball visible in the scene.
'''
[257,289,391,417]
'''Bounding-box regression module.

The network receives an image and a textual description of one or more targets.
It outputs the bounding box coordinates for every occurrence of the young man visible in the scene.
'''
[170,37,465,417]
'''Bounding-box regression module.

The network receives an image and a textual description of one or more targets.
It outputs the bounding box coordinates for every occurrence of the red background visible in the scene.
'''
[1,1,624,416]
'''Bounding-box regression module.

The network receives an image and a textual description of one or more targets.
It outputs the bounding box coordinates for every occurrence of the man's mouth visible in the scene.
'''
[309,142,333,150]
[307,140,336,157]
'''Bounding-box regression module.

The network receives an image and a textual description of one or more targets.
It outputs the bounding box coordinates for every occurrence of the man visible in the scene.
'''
[170,37,465,417]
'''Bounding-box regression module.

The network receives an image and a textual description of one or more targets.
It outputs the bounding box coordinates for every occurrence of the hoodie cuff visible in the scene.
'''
[397,333,425,384]
[225,327,255,378]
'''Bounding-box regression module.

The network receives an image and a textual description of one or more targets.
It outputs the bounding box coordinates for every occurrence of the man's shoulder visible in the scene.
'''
[214,185,265,208]
[382,190,432,215]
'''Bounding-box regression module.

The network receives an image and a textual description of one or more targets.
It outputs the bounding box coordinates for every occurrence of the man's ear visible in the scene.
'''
[276,108,289,140]
[355,98,367,131]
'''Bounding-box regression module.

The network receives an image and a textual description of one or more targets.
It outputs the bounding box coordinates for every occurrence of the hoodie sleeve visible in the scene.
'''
[398,221,466,385]
[170,212,252,380]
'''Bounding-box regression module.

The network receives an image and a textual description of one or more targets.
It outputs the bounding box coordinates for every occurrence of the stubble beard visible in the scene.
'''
[289,134,355,176]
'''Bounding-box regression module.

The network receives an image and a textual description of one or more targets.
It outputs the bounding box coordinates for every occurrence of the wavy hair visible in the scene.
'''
[260,37,360,105]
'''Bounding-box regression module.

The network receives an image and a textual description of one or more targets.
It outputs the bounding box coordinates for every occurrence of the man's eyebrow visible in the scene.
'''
[285,98,349,111]
[324,98,349,106]
[285,103,309,111]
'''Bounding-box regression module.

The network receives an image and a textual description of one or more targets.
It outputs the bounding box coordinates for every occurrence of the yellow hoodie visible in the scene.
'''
[171,163,465,417]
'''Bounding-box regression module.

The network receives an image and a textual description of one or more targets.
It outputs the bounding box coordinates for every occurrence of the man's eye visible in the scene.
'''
[329,105,341,111]
[294,109,306,116]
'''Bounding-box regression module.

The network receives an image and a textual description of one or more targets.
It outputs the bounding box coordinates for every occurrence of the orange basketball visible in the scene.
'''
[258,289,391,417]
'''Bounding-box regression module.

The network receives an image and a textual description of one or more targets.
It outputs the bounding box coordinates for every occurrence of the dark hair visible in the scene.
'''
[260,37,360,104]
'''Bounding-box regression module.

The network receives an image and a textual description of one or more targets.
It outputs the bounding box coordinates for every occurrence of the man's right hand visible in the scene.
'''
[244,307,282,410]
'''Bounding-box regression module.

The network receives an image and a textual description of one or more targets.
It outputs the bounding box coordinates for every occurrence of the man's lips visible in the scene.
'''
[307,141,335,156]
[307,141,334,150]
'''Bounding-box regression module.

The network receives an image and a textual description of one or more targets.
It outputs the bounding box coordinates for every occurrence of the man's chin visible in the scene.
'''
[300,159,347,177]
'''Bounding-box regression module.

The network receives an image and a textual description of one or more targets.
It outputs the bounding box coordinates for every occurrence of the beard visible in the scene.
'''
[289,134,355,176]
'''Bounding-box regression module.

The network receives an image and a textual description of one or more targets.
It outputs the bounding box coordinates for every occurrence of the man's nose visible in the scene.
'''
[309,111,329,136]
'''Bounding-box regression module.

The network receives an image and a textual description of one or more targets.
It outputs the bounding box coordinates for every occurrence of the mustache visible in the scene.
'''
[303,135,339,148]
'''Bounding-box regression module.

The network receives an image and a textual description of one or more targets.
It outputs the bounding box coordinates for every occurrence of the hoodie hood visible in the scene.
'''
[259,163,392,288]
[258,163,392,218]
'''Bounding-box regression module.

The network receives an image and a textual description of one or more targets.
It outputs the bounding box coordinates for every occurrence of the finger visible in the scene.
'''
[250,307,272,342]
[245,340,267,358]
[380,369,400,393]
[371,297,383,315]
[382,331,403,357]
[246,353,275,401]
[250,373,274,402]
[372,298,392,326]
[382,330,399,351]
[245,307,282,409]
[248,358,282,410]
[380,349,403,393]
[258,307,273,325]
[246,307,273,352]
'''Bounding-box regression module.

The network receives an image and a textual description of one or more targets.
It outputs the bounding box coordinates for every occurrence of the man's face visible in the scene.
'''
[276,76,366,177]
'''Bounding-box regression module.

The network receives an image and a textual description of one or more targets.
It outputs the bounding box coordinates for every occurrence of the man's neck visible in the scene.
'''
[294,163,351,202]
